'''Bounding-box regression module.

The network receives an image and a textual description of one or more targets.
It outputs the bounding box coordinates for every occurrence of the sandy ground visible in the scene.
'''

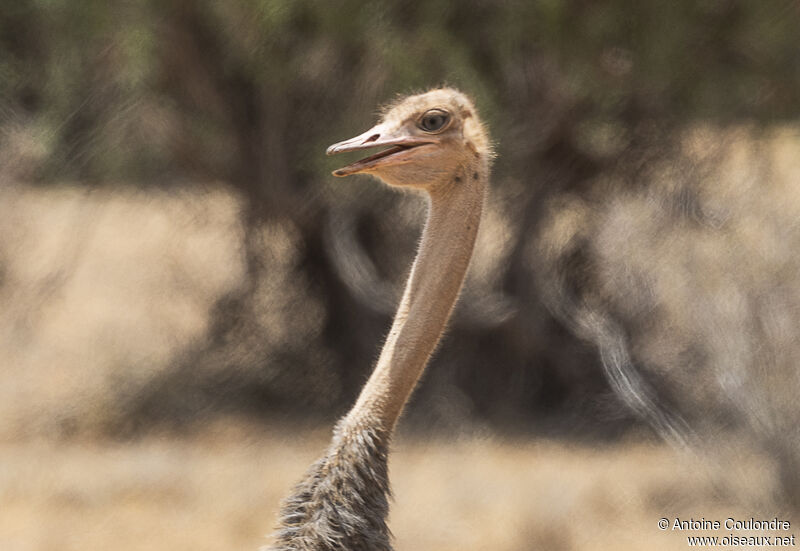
[0,423,790,551]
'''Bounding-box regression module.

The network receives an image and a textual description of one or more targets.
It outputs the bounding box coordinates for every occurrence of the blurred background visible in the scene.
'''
[2,1,800,549]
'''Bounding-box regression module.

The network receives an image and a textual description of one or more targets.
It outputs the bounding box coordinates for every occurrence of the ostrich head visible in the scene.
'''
[327,88,491,190]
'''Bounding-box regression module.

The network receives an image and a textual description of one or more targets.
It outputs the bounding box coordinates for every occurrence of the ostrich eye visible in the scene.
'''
[419,110,449,132]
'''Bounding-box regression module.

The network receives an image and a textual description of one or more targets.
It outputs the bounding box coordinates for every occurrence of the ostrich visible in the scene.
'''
[270,88,490,550]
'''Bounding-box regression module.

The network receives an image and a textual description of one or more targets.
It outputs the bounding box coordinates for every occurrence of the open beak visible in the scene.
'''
[326,123,435,177]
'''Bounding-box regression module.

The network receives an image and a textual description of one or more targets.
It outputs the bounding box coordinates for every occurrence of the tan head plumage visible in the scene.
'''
[327,88,492,190]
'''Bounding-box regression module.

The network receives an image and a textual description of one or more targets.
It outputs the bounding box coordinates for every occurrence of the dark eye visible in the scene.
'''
[419,110,449,132]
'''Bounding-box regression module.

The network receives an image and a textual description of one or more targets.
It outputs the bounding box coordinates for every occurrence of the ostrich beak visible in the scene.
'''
[327,124,436,177]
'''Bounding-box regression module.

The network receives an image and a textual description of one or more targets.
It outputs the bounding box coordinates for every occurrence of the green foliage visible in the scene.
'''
[2,1,799,435]
[2,1,798,182]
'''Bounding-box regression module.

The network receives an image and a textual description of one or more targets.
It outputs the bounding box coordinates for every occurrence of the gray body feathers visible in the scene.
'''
[270,423,392,551]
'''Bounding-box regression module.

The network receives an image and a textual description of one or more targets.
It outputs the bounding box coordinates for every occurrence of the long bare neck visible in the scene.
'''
[345,167,486,433]
[272,158,488,551]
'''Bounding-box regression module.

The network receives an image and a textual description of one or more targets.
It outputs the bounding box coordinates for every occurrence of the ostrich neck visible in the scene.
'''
[345,166,486,434]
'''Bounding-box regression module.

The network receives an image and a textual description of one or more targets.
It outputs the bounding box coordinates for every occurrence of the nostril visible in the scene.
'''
[365,134,380,143]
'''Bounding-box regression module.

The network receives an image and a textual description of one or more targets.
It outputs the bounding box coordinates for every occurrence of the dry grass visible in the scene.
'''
[0,183,244,436]
[0,424,787,551]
